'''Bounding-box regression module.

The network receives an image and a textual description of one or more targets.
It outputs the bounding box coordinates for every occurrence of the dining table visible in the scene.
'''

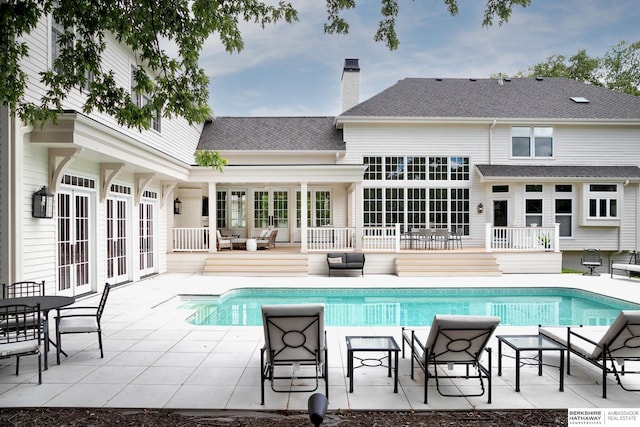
[0,295,75,369]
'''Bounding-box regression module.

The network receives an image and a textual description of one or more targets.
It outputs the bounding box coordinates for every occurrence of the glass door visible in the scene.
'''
[253,189,288,242]
[106,197,129,284]
[139,200,157,276]
[57,191,92,296]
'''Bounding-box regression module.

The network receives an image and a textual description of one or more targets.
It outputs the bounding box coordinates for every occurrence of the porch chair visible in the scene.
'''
[216,229,232,251]
[418,228,434,249]
[0,304,42,384]
[433,229,450,250]
[256,229,274,249]
[55,283,112,364]
[539,310,640,398]
[260,303,328,405]
[2,280,45,298]
[402,314,500,403]
[581,248,602,276]
[448,227,463,249]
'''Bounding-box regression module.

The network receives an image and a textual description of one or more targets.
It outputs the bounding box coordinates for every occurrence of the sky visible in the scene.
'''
[198,0,640,117]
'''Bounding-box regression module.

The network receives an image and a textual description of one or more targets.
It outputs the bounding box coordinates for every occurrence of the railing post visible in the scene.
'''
[485,223,492,252]
[395,223,401,253]
[554,223,560,252]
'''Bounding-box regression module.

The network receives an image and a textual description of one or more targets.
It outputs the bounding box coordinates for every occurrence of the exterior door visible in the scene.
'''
[139,200,157,276]
[493,200,508,227]
[57,191,92,296]
[106,197,129,284]
[253,189,288,242]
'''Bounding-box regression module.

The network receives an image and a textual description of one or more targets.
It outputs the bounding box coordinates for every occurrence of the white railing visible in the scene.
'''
[485,224,559,252]
[173,227,210,252]
[362,226,399,252]
[307,227,355,251]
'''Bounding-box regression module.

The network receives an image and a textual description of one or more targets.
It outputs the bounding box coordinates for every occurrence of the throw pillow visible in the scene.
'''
[327,257,342,264]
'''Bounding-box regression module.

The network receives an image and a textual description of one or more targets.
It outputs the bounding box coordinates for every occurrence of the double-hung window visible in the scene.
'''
[512,127,553,158]
[525,184,543,226]
[554,185,573,237]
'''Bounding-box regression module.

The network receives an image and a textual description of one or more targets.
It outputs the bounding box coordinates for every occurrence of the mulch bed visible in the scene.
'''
[0,408,568,426]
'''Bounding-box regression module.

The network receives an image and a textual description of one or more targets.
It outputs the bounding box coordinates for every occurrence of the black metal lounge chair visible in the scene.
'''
[260,303,328,405]
[539,310,640,398]
[402,314,500,404]
[581,248,602,276]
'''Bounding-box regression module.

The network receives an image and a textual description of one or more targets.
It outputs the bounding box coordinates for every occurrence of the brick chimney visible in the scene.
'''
[341,58,360,112]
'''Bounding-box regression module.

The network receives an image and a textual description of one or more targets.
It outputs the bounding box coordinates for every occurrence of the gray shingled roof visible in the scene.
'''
[198,117,344,151]
[340,78,640,120]
[476,165,640,179]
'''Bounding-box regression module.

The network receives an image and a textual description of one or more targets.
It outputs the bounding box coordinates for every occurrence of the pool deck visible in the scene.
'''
[1,272,640,412]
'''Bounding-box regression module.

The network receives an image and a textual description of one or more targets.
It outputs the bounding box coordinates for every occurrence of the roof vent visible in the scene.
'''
[469,78,476,82]
[536,76,544,81]
[504,77,512,82]
[570,96,590,103]
[435,78,443,81]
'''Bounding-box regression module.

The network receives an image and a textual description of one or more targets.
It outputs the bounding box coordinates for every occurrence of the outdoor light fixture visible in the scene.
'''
[32,186,54,218]
[477,203,484,214]
[173,198,182,215]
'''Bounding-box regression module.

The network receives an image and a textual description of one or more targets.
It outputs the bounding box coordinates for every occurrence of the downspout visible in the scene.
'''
[489,120,497,165]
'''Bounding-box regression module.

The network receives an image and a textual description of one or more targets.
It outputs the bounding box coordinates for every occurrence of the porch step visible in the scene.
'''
[202,252,309,276]
[395,252,502,276]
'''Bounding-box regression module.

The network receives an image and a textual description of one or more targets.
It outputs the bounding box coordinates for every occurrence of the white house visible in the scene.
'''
[2,13,640,296]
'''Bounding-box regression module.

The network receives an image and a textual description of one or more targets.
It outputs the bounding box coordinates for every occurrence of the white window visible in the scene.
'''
[131,66,161,132]
[512,127,553,158]
[51,16,66,74]
[587,184,618,218]
[554,185,573,237]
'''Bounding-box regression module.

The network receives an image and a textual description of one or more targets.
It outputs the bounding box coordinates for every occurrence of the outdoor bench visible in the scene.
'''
[327,252,365,277]
[611,250,640,278]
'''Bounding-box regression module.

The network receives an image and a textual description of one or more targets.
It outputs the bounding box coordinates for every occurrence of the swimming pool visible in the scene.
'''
[179,287,640,327]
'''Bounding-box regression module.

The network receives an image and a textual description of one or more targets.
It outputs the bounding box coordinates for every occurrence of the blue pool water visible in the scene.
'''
[179,287,640,327]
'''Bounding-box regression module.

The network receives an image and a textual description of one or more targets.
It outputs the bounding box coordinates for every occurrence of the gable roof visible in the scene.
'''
[198,117,344,151]
[339,78,640,120]
[476,165,640,180]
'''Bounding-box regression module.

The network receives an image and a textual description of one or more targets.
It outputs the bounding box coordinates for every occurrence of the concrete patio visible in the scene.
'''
[1,272,640,412]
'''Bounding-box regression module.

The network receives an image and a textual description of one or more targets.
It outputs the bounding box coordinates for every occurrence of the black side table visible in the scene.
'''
[497,334,565,392]
[346,336,400,393]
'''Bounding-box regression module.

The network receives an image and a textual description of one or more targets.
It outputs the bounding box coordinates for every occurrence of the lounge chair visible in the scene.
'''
[216,229,232,251]
[260,303,328,405]
[581,248,602,276]
[402,314,500,403]
[257,229,275,249]
[539,310,640,398]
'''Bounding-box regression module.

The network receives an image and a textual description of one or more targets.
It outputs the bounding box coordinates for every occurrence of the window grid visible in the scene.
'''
[429,188,448,228]
[450,157,469,181]
[385,156,404,180]
[407,157,427,180]
[253,191,268,228]
[364,156,383,180]
[230,191,246,228]
[406,188,427,230]
[216,191,227,228]
[450,188,470,235]
[429,157,448,180]
[363,188,383,226]
[315,191,331,226]
[385,188,405,230]
[273,191,288,228]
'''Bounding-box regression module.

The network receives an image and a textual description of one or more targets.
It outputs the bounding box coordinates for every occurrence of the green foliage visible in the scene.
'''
[520,41,640,96]
[1,0,532,128]
[195,150,228,173]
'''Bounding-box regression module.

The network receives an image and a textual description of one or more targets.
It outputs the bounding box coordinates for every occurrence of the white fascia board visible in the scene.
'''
[31,113,191,181]
[189,164,366,184]
[335,116,640,128]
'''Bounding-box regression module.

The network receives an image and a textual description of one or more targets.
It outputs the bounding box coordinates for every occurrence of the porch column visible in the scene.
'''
[300,182,308,253]
[208,182,217,253]
[354,181,363,251]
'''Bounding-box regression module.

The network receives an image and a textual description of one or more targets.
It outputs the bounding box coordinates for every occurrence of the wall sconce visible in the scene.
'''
[173,198,182,215]
[32,186,54,218]
[477,203,484,214]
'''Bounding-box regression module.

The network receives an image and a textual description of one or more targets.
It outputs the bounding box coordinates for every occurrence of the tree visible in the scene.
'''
[0,0,532,129]
[520,42,639,96]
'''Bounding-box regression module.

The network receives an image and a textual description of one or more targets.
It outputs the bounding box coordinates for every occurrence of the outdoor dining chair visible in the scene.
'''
[2,281,45,298]
[0,303,42,384]
[55,283,112,364]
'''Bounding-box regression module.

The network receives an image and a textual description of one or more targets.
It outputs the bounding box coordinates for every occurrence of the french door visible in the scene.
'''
[139,200,157,276]
[57,191,92,296]
[253,189,288,242]
[106,197,129,284]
